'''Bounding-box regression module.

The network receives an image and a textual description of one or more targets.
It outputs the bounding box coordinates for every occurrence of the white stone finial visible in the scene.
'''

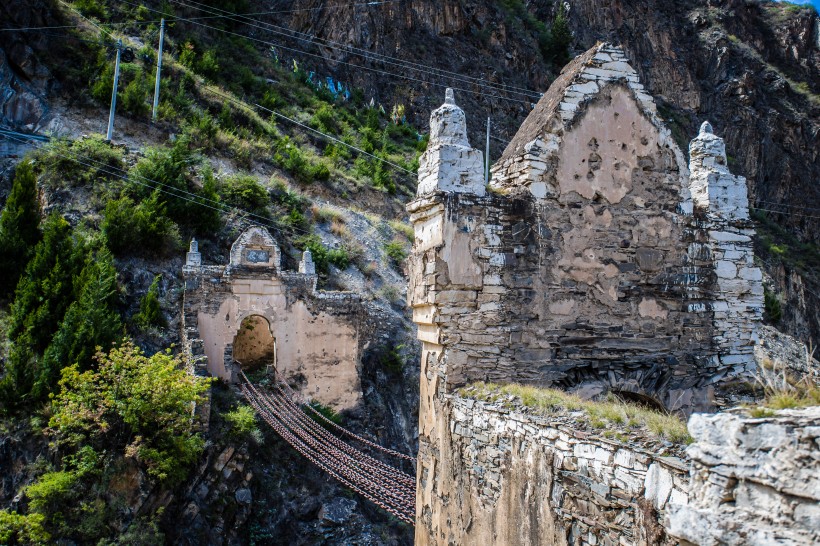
[699,121,713,135]
[186,238,202,268]
[299,249,316,275]
[416,88,486,197]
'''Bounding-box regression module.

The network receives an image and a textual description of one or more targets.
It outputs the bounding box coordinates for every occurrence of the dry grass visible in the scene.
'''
[388,219,414,242]
[462,382,692,444]
[312,205,344,224]
[751,345,820,414]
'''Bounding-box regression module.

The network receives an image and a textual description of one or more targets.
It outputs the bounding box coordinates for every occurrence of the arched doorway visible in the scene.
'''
[233,315,276,372]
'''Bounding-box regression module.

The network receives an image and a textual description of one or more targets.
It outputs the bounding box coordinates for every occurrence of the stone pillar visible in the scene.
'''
[299,249,316,275]
[409,90,493,542]
[689,121,763,375]
[416,88,486,197]
[185,238,202,269]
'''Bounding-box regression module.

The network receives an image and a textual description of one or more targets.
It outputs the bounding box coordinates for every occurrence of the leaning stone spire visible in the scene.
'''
[689,120,749,221]
[416,88,486,196]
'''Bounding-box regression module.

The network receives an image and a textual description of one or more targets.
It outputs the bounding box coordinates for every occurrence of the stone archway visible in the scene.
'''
[233,315,276,372]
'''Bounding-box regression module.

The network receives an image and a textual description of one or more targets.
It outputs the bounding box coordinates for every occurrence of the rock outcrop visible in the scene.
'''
[667,407,820,546]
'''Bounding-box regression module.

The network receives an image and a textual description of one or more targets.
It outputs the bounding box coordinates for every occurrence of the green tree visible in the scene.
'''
[0,509,50,545]
[0,215,81,408]
[50,342,212,484]
[102,192,179,256]
[0,160,41,298]
[135,275,166,329]
[34,248,124,399]
[548,4,572,66]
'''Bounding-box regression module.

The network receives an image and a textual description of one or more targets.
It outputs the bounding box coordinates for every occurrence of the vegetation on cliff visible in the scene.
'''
[461,382,692,444]
[0,343,211,544]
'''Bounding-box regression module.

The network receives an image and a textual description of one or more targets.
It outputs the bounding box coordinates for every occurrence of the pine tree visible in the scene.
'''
[34,248,124,400]
[135,275,166,329]
[0,215,80,409]
[549,4,572,67]
[0,160,41,298]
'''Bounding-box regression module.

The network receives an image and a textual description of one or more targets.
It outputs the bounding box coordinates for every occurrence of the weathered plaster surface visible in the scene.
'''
[182,227,365,412]
[409,42,769,544]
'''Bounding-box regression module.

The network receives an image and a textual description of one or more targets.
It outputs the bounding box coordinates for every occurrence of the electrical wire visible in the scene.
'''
[0,1,404,31]
[169,0,544,100]
[196,84,416,177]
[116,0,540,103]
[1,131,320,237]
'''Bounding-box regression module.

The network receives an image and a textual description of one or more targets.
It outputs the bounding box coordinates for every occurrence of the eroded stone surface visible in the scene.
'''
[666,407,820,546]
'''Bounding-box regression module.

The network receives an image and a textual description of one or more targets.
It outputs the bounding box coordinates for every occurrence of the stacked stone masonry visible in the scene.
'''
[408,42,784,545]
[667,407,820,546]
[424,395,819,546]
[182,227,374,416]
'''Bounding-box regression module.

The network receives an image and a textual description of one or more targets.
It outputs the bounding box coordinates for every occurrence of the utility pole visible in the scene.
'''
[152,18,165,122]
[485,117,491,184]
[106,39,122,141]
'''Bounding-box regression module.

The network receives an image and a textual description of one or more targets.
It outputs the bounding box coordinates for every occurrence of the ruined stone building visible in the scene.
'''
[181,227,370,413]
[408,43,777,545]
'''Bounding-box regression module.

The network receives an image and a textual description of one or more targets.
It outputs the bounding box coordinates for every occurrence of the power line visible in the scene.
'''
[57,0,113,38]
[2,131,316,237]
[196,84,416,177]
[755,200,820,213]
[117,0,540,104]
[0,1,403,32]
[170,0,544,100]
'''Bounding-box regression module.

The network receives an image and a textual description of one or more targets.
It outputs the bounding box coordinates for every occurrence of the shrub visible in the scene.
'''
[296,234,350,275]
[224,404,261,442]
[50,342,213,484]
[270,180,309,230]
[310,103,339,133]
[274,137,331,184]
[307,401,341,427]
[198,49,220,81]
[73,0,107,19]
[383,239,408,265]
[37,135,125,188]
[764,287,782,324]
[219,173,269,215]
[102,193,179,256]
[0,510,50,545]
[120,71,151,117]
[376,345,404,375]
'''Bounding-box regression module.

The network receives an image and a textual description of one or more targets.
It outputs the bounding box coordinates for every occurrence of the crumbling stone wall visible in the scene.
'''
[409,42,767,544]
[409,44,762,416]
[182,227,370,412]
[416,395,688,546]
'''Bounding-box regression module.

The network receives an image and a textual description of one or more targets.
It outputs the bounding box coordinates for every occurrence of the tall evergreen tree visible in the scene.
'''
[0,161,41,298]
[135,275,166,329]
[34,248,124,399]
[0,215,80,409]
[549,4,572,67]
